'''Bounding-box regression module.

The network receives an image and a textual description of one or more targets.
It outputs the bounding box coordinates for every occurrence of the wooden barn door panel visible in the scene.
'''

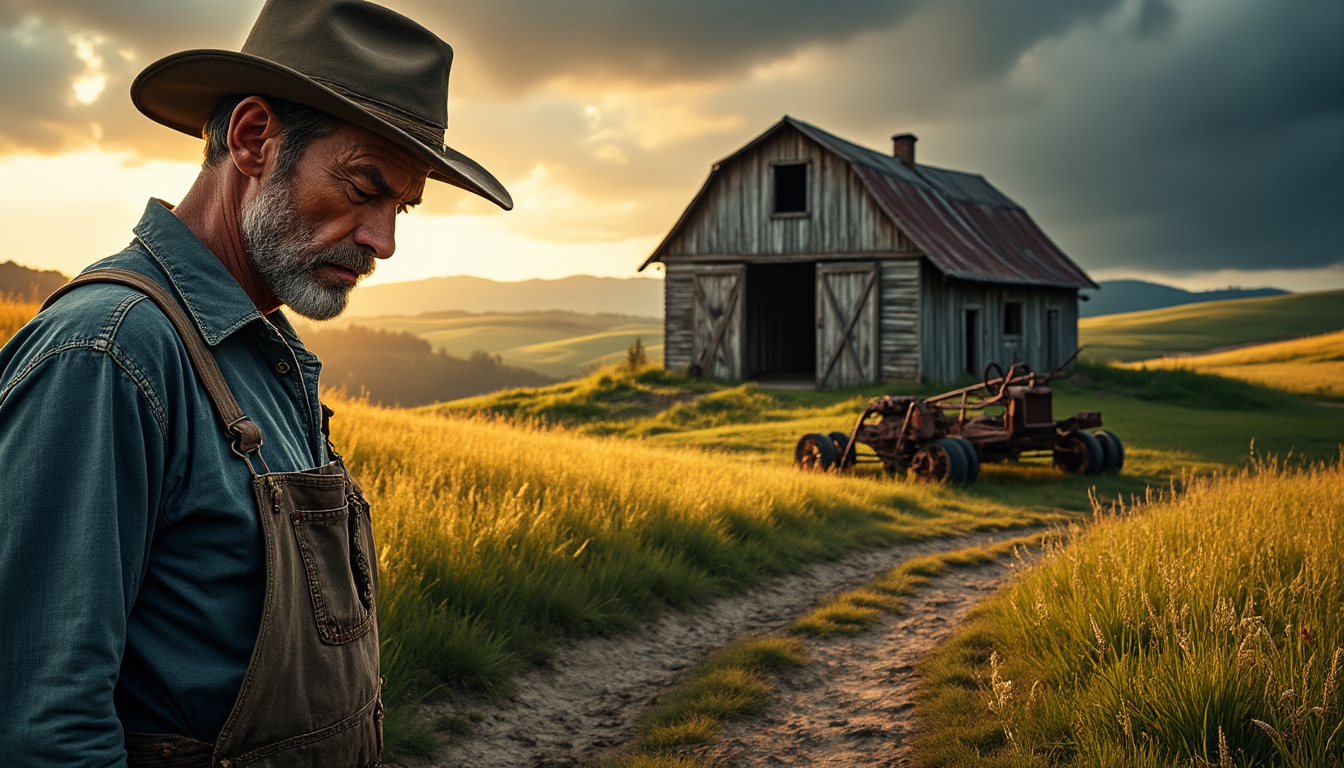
[816,262,879,388]
[691,265,745,379]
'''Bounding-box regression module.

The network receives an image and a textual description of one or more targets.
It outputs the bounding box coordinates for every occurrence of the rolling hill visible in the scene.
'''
[346,274,663,318]
[1079,289,1344,362]
[1080,279,1287,317]
[311,310,664,379]
[0,261,67,300]
[1127,329,1344,400]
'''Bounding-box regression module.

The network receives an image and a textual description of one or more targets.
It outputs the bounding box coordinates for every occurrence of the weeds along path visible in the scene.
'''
[695,558,1017,768]
[402,528,1042,768]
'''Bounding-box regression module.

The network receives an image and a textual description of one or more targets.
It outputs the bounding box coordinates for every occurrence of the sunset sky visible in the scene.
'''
[1,0,1341,291]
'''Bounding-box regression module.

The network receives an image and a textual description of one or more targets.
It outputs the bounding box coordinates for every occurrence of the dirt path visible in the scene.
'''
[696,560,1016,767]
[400,528,1036,768]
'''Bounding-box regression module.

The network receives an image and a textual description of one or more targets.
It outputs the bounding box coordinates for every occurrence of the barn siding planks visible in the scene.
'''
[878,260,921,383]
[659,130,909,259]
[919,264,1079,383]
[663,263,696,370]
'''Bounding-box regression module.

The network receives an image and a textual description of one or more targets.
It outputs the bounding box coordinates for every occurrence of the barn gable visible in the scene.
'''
[643,116,1095,387]
[645,121,910,260]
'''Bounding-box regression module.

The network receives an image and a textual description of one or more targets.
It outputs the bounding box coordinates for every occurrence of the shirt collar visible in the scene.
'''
[131,198,265,346]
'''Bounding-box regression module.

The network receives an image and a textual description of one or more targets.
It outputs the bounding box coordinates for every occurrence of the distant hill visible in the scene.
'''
[347,275,663,318]
[1081,279,1288,317]
[1080,289,1344,362]
[0,261,67,300]
[300,324,552,406]
[322,310,664,380]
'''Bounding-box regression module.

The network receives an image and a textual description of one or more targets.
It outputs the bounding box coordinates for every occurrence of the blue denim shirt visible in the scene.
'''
[0,199,332,765]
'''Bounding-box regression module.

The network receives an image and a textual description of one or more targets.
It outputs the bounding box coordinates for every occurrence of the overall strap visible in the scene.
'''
[42,268,265,458]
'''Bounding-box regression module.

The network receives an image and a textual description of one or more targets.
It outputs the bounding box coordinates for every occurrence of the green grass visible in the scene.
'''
[1079,289,1344,363]
[792,535,1050,638]
[910,458,1344,768]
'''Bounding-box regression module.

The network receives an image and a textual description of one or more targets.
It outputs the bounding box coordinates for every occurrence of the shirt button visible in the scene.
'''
[275,361,291,374]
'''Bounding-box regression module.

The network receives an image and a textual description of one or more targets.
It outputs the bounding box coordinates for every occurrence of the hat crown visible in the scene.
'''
[242,0,452,129]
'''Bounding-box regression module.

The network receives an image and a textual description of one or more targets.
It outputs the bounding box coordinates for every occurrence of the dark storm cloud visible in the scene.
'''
[993,0,1344,273]
[1131,0,1178,38]
[1,0,255,52]
[393,0,921,89]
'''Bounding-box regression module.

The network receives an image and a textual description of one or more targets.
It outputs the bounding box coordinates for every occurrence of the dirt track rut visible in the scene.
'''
[401,528,1036,768]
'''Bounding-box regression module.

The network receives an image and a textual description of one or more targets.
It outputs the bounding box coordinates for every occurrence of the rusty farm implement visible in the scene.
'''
[794,356,1123,484]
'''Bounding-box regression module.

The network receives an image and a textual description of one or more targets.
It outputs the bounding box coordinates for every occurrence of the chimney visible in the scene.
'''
[892,133,917,167]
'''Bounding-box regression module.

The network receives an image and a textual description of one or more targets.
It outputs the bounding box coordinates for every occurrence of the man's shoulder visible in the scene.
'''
[2,259,191,390]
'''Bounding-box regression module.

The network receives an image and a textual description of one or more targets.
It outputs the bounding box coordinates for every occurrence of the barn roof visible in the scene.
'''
[642,116,1097,290]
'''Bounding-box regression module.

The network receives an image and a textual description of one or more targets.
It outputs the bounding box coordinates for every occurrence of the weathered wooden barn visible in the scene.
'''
[638,116,1098,387]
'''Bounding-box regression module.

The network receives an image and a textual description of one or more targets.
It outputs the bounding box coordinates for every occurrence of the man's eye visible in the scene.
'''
[349,184,374,202]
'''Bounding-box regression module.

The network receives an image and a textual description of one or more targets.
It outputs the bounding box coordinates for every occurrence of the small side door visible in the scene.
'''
[816,262,879,388]
[690,265,745,379]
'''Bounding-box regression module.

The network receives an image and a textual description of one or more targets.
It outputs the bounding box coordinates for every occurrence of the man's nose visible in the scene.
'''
[354,210,397,259]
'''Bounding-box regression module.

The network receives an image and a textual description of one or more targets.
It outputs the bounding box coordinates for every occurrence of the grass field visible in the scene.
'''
[1079,289,1344,363]
[9,289,1344,763]
[1129,329,1344,400]
[313,310,665,379]
[440,361,1344,474]
[912,458,1344,767]
[329,395,1068,755]
[0,295,40,349]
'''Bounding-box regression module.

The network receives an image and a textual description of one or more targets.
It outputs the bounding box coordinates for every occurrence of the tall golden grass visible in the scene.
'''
[914,458,1344,767]
[1128,329,1344,399]
[0,296,39,348]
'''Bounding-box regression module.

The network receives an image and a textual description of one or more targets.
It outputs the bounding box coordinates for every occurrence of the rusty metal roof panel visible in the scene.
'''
[854,166,1096,289]
[788,117,1095,288]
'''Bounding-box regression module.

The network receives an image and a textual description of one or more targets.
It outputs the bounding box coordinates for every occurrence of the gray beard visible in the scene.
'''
[240,178,374,321]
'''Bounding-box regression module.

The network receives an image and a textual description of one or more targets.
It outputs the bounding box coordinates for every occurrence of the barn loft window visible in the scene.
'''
[772,162,808,215]
[1003,302,1023,337]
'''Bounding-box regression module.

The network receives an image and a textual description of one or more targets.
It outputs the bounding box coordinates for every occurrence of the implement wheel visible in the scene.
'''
[947,436,980,484]
[1092,429,1125,474]
[909,438,969,484]
[795,433,838,471]
[829,431,856,470]
[1054,430,1103,476]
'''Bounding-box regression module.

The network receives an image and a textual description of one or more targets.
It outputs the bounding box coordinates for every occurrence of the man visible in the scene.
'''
[0,1,510,765]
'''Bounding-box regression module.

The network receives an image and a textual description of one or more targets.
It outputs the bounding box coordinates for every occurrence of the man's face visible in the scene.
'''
[242,121,430,320]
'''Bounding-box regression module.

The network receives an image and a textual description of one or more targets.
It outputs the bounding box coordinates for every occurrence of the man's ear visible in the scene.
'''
[227,97,284,180]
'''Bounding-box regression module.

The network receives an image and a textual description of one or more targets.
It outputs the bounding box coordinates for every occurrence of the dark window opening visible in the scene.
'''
[746,262,816,380]
[1003,302,1023,336]
[773,163,808,214]
[964,309,980,376]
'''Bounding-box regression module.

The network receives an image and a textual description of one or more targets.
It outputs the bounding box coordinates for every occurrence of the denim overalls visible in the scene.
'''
[44,269,383,767]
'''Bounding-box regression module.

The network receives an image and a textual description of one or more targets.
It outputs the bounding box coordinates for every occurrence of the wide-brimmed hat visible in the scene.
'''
[131,0,512,210]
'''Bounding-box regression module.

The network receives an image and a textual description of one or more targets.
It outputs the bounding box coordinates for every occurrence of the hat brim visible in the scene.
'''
[131,50,513,210]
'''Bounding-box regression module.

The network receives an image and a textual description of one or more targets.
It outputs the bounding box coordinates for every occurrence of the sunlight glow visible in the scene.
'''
[69,35,107,105]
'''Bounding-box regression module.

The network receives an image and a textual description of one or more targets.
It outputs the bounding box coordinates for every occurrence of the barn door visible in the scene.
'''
[690,265,745,379]
[816,262,879,388]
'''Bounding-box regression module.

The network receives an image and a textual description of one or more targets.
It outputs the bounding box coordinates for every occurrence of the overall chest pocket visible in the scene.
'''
[272,469,378,645]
